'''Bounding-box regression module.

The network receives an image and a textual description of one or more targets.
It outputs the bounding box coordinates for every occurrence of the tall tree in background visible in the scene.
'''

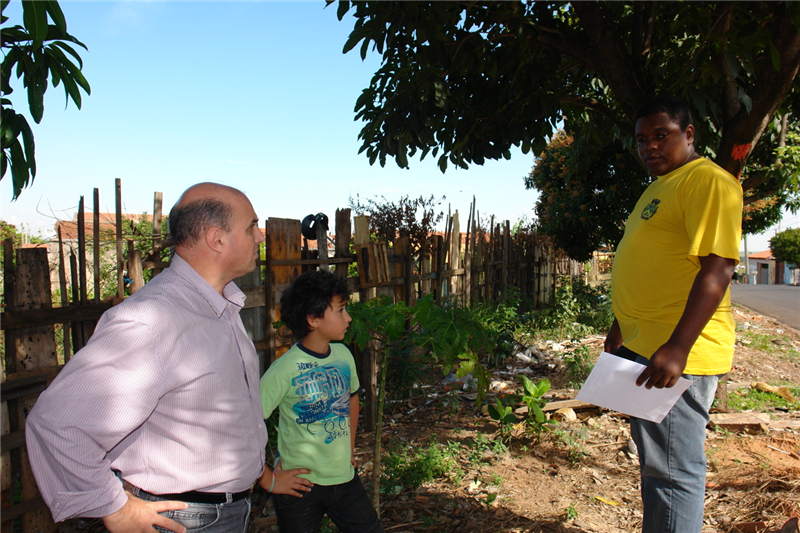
[333,1,800,256]
[1,0,91,199]
[769,227,800,266]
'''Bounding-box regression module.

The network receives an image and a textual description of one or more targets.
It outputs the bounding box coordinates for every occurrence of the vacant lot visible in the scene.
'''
[251,304,800,533]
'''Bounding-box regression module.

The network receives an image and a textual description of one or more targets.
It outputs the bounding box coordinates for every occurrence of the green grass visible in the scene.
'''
[728,386,800,412]
[736,331,800,361]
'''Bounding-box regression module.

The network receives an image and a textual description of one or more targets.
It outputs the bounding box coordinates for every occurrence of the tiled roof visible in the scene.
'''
[56,213,157,241]
[748,250,774,260]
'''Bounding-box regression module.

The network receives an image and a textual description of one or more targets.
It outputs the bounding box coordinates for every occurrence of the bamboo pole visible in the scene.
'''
[93,189,100,302]
[115,179,124,299]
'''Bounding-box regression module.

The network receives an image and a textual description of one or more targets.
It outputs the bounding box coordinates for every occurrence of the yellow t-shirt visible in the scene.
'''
[611,158,743,374]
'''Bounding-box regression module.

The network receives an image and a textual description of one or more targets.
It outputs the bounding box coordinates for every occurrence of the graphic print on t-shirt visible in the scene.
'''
[291,360,351,444]
[640,198,661,220]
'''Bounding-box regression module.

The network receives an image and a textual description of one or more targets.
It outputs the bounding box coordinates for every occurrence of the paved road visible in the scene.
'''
[730,284,800,330]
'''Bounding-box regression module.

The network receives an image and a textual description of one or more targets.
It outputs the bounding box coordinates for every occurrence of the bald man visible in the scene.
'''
[27,183,270,533]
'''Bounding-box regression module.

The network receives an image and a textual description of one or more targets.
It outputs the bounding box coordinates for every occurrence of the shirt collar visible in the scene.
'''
[170,254,246,317]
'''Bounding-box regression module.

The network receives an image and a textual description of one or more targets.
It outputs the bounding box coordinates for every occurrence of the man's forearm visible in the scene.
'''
[666,254,735,354]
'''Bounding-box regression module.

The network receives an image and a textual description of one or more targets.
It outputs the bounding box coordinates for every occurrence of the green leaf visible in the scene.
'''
[26,68,47,123]
[44,0,67,34]
[9,138,31,199]
[49,60,82,109]
[51,40,85,68]
[17,114,35,177]
[530,403,545,424]
[47,45,91,95]
[1,106,21,149]
[336,0,350,21]
[1,150,7,178]
[768,42,781,73]
[22,0,49,46]
[737,87,752,114]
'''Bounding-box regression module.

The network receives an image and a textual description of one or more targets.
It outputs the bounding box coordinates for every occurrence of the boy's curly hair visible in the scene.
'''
[279,269,350,339]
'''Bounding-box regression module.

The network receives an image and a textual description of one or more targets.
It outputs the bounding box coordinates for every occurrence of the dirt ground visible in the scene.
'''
[58,304,799,533]
[250,303,800,533]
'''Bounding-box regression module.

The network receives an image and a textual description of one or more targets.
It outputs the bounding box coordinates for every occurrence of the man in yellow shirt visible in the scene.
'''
[605,96,742,533]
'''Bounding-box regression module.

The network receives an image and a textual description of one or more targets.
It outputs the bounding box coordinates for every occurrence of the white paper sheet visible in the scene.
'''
[575,351,693,423]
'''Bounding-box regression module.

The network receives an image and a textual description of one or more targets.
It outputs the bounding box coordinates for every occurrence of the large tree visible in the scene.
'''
[769,227,800,266]
[529,117,799,260]
[1,0,91,199]
[333,1,800,245]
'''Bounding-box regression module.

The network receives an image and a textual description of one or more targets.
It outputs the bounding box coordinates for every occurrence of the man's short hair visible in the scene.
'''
[635,95,694,131]
[280,269,351,339]
[169,198,233,246]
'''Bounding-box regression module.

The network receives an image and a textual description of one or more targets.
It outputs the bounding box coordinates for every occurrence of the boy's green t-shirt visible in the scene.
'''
[260,342,359,486]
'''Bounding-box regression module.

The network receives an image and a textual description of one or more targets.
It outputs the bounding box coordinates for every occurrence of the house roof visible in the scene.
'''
[748,249,774,260]
[56,213,156,241]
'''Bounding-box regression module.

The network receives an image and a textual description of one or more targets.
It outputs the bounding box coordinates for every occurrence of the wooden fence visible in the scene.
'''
[0,181,597,530]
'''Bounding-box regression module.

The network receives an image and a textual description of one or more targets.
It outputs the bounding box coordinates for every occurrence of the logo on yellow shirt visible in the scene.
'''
[640,199,661,220]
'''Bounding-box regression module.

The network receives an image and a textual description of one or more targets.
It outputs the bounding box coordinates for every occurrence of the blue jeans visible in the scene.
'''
[629,354,721,533]
[127,485,251,533]
[274,473,384,533]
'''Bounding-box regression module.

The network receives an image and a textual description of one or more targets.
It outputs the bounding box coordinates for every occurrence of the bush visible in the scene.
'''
[529,276,613,340]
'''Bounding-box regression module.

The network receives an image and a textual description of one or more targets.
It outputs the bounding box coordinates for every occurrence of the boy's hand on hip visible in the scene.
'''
[266,460,313,497]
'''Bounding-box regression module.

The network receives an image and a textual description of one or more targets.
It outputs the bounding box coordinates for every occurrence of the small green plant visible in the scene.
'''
[319,517,338,533]
[552,427,589,464]
[529,277,613,340]
[464,432,506,479]
[487,396,517,442]
[489,474,503,486]
[380,437,461,494]
[519,376,555,436]
[485,492,498,507]
[564,502,579,520]
[564,344,594,387]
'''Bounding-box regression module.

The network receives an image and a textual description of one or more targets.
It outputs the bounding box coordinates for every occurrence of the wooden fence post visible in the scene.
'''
[152,191,164,276]
[353,216,378,432]
[115,179,124,299]
[2,238,16,532]
[334,209,351,281]
[93,189,100,302]
[11,247,58,532]
[266,218,301,362]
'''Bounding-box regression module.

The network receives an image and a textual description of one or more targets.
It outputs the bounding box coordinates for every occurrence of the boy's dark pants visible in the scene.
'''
[274,473,384,533]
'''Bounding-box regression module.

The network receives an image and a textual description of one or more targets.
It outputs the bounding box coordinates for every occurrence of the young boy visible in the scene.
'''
[605,96,742,532]
[258,269,384,533]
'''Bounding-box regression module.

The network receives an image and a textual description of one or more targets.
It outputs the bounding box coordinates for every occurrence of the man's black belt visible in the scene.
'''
[147,489,251,504]
[123,481,252,504]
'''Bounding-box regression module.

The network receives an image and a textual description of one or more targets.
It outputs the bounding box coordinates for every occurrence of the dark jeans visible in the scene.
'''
[274,473,384,533]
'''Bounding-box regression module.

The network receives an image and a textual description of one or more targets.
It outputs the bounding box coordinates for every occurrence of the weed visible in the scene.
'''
[440,391,462,415]
[485,493,498,507]
[519,376,556,437]
[471,286,526,363]
[564,502,579,520]
[319,516,338,532]
[552,427,589,464]
[529,277,613,341]
[564,344,594,387]
[489,474,503,486]
[487,396,517,443]
[728,386,800,412]
[381,437,461,494]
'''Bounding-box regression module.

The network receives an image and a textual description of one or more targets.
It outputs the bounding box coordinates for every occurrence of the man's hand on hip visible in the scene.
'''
[102,492,188,533]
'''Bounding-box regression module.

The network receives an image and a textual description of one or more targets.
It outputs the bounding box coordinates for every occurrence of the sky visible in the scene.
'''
[1,0,794,253]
